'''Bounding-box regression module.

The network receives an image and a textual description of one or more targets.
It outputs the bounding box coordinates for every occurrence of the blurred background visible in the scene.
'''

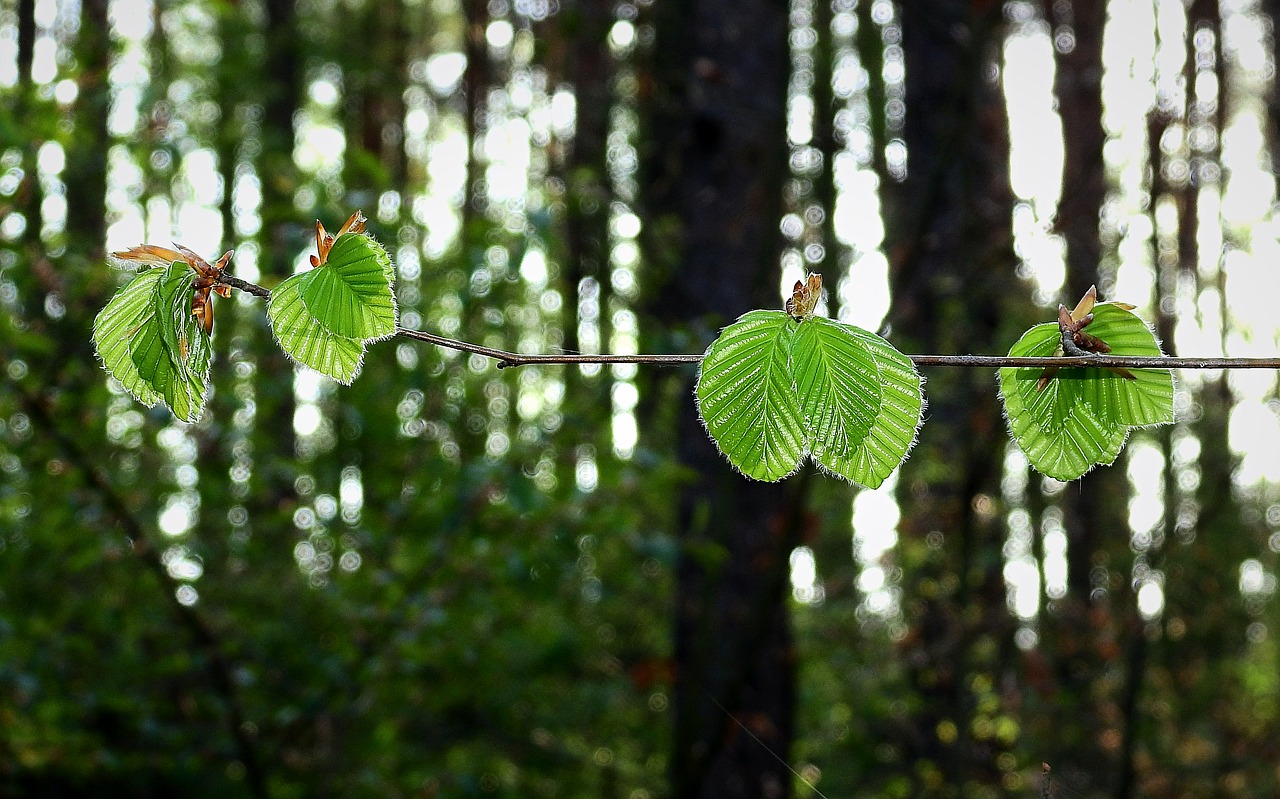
[3,0,1280,796]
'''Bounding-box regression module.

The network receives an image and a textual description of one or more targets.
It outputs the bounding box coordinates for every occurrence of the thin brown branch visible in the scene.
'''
[223,277,1280,371]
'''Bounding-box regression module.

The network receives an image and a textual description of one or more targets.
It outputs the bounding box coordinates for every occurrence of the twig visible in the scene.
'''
[222,276,1280,371]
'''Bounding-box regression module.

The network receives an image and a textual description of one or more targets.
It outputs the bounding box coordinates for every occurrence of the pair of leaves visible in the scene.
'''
[694,310,923,487]
[93,262,213,423]
[266,224,398,385]
[999,302,1174,481]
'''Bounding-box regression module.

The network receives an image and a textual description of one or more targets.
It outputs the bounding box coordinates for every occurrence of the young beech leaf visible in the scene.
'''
[138,262,212,423]
[297,232,397,340]
[791,317,881,476]
[834,325,925,488]
[695,309,923,487]
[1070,303,1174,427]
[1000,323,1127,481]
[93,262,212,423]
[267,213,396,384]
[267,276,366,385]
[695,310,808,481]
[1000,301,1173,481]
[93,266,167,407]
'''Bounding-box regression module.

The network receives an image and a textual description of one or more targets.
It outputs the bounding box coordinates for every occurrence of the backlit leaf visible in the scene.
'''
[791,317,881,479]
[93,262,212,423]
[835,326,925,488]
[267,274,366,385]
[297,233,397,340]
[695,310,807,481]
[1074,303,1174,427]
[1000,301,1172,481]
[92,266,166,407]
[695,310,923,487]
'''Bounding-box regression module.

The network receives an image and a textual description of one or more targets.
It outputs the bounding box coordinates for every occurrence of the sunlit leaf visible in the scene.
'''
[1000,323,1126,480]
[267,274,366,385]
[93,262,212,423]
[92,265,166,407]
[137,263,211,423]
[835,326,925,488]
[297,233,397,340]
[695,310,923,487]
[695,310,807,481]
[1000,301,1171,481]
[1074,303,1174,427]
[155,262,198,381]
[791,317,881,479]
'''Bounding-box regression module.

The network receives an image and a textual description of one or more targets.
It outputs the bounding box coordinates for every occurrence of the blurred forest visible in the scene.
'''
[3,0,1280,797]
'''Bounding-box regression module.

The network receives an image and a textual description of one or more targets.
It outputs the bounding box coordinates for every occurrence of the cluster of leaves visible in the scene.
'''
[93,247,232,423]
[695,275,923,487]
[93,212,397,423]
[999,288,1174,480]
[92,222,1171,486]
[266,213,397,384]
[695,281,1173,485]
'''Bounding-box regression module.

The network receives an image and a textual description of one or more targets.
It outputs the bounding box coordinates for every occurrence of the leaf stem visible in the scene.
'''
[222,277,1280,371]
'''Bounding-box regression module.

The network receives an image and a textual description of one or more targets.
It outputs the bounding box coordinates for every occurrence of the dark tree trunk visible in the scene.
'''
[1039,3,1132,795]
[64,0,110,258]
[256,0,302,504]
[810,0,841,317]
[562,0,614,364]
[886,3,1027,795]
[343,2,408,195]
[639,2,796,797]
[462,0,491,223]
[15,0,42,248]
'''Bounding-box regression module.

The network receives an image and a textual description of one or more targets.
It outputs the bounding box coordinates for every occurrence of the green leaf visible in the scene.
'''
[267,274,366,385]
[93,262,212,423]
[695,310,807,481]
[265,232,396,384]
[155,261,199,381]
[999,301,1171,481]
[1075,303,1174,427]
[999,325,1126,481]
[92,266,166,407]
[695,312,923,487]
[139,263,212,423]
[791,317,881,479]
[298,233,397,340]
[836,326,925,488]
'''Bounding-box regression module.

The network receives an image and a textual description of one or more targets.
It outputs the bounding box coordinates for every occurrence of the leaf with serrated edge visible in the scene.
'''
[155,261,198,381]
[93,267,166,406]
[792,317,881,478]
[695,310,807,481]
[839,326,925,488]
[131,262,211,423]
[1074,303,1174,427]
[172,278,214,423]
[298,233,397,340]
[268,273,366,384]
[1000,322,1128,481]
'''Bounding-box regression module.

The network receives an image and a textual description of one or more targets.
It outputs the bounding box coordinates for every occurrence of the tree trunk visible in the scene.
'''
[562,0,614,365]
[1038,3,1132,794]
[886,4,1027,795]
[64,0,110,258]
[256,0,302,506]
[639,2,796,796]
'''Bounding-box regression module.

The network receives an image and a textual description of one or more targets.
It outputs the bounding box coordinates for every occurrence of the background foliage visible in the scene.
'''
[2,1,1280,798]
